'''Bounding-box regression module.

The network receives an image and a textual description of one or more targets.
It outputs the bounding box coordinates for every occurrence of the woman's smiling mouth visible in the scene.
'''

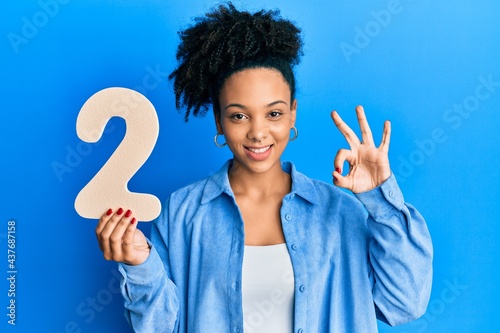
[243,144,273,160]
[245,145,272,153]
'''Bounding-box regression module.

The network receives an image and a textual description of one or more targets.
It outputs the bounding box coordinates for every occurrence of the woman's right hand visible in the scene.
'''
[95,208,151,266]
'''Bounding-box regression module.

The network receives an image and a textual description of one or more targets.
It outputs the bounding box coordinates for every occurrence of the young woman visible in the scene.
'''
[95,3,432,332]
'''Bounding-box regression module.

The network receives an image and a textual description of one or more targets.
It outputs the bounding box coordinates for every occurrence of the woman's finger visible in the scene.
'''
[331,111,361,147]
[355,105,375,146]
[332,148,355,189]
[379,120,391,152]
[109,210,134,261]
[96,208,113,252]
[122,218,140,263]
[99,208,125,260]
[333,148,354,174]
[332,168,351,189]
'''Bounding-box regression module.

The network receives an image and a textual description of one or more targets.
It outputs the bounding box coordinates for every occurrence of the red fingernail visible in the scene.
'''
[335,168,341,174]
[106,209,113,216]
[117,208,124,215]
[130,218,136,225]
[125,210,132,218]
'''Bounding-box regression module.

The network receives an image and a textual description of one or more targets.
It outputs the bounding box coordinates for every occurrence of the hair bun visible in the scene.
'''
[169,2,303,121]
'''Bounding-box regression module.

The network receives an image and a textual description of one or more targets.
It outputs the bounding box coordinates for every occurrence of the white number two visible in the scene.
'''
[74,87,161,222]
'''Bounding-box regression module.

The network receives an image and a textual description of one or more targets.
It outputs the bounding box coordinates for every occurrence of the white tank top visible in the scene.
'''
[241,243,295,333]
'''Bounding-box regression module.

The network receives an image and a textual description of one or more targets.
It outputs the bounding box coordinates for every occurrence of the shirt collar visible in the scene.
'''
[200,160,234,204]
[200,159,319,205]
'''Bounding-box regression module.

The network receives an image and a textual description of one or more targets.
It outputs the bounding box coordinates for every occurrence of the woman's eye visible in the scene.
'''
[230,113,246,120]
[269,111,282,118]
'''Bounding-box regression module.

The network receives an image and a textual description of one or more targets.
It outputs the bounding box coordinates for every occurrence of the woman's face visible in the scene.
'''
[216,67,297,175]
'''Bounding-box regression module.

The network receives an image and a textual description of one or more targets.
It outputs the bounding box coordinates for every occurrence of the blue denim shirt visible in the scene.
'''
[118,160,433,333]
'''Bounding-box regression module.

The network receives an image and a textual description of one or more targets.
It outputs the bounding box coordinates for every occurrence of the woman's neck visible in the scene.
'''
[228,161,291,198]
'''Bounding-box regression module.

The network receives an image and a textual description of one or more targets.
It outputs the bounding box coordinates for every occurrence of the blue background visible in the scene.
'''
[1,0,499,332]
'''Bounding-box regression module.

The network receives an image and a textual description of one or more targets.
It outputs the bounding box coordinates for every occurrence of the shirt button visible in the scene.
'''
[291,244,297,251]
[233,282,239,291]
[285,214,291,221]
[299,285,306,292]
[234,327,240,333]
[297,329,304,333]
[388,190,394,198]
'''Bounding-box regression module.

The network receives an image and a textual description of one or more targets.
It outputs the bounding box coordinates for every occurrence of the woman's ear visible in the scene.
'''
[291,99,298,127]
[214,109,223,134]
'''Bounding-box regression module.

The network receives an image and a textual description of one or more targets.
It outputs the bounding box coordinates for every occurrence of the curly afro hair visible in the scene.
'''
[168,2,303,121]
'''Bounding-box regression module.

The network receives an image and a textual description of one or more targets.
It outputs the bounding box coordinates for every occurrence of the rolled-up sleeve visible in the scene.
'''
[118,200,180,333]
[355,173,433,326]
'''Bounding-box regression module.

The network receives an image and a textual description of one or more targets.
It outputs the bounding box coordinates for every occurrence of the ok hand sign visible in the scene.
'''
[331,105,391,193]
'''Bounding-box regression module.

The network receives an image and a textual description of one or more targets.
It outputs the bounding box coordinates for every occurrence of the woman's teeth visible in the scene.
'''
[247,145,271,153]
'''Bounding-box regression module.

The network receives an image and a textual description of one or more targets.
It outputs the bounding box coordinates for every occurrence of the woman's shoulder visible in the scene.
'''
[286,161,359,205]
[304,174,357,203]
[168,175,211,202]
[167,161,232,205]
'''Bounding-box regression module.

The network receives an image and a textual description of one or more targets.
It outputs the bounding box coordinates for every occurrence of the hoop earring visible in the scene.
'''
[214,133,227,148]
[289,126,298,141]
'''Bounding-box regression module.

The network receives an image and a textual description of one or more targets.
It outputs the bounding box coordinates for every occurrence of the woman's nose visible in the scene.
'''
[247,119,268,142]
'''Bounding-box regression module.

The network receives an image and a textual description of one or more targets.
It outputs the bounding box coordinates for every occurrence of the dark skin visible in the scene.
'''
[95,67,392,264]
[216,68,296,245]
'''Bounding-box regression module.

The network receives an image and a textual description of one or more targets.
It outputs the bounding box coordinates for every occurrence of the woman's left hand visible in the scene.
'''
[331,105,391,193]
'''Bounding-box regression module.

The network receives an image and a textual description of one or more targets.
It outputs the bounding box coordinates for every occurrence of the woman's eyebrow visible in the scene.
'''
[224,100,288,111]
[224,103,246,111]
[267,100,288,107]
